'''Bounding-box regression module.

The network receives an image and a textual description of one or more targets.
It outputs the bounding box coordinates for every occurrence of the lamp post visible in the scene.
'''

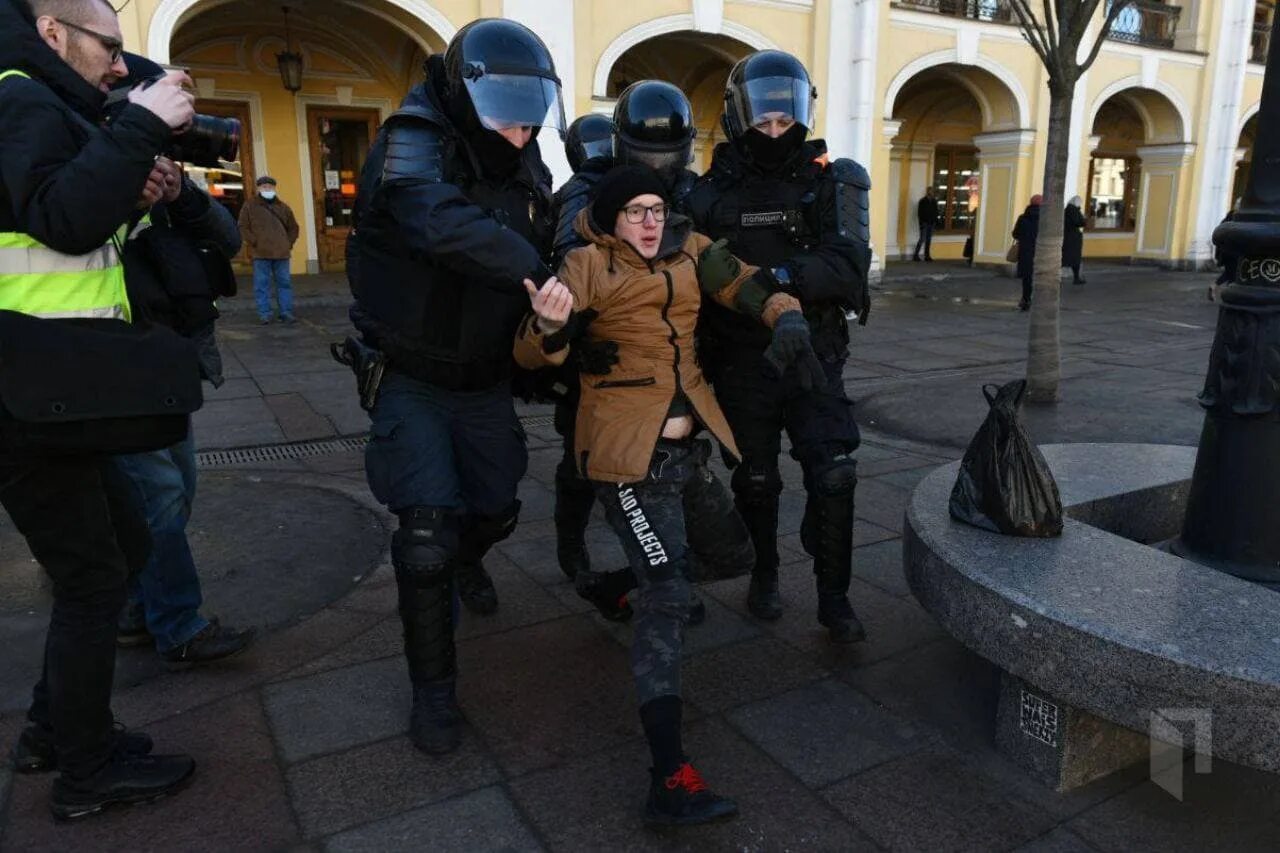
[1175,11,1280,580]
[276,6,303,94]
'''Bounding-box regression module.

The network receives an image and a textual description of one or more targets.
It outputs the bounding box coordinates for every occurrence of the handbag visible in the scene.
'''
[1005,242,1019,263]
[0,311,203,457]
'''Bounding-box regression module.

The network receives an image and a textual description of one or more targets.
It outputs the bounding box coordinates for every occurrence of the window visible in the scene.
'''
[1087,155,1140,231]
[930,146,980,233]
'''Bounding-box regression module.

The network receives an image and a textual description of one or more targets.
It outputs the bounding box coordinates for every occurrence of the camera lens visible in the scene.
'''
[170,115,241,168]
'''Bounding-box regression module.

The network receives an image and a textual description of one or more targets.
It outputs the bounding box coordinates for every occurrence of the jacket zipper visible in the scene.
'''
[661,270,681,390]
[594,376,656,389]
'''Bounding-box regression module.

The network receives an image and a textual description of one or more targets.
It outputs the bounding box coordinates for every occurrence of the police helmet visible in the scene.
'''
[443,19,567,140]
[722,50,816,142]
[613,80,695,174]
[564,113,615,172]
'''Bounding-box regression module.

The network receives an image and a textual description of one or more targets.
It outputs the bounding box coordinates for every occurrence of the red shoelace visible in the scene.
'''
[664,762,709,793]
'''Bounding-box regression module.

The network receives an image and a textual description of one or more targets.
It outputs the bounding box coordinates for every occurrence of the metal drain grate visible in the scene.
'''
[197,412,559,468]
[197,436,369,468]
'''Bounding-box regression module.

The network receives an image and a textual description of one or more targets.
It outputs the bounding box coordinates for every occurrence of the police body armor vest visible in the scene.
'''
[0,70,132,323]
[350,108,553,391]
[697,167,821,350]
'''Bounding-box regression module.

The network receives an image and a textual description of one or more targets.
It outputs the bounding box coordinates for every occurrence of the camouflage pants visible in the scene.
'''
[595,439,705,705]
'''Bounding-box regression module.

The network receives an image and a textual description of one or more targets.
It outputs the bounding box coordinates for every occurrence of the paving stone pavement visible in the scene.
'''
[4,263,1278,851]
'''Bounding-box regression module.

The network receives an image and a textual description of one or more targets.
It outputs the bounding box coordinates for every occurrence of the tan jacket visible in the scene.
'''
[514,210,799,483]
[238,195,299,260]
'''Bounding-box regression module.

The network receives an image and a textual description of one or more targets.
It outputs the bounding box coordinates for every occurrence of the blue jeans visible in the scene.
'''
[253,257,294,320]
[113,426,209,652]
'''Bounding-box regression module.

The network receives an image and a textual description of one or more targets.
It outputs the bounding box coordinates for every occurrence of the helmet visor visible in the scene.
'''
[465,72,567,138]
[578,136,614,162]
[729,76,815,134]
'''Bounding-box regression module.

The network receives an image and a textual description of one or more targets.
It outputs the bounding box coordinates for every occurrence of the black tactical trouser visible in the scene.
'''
[703,342,860,595]
[594,438,752,704]
[0,456,150,779]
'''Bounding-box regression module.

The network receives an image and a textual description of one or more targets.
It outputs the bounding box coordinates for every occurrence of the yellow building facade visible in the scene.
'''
[112,0,1269,275]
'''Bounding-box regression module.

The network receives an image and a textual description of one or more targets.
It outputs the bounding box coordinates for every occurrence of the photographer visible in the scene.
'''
[109,54,256,667]
[0,0,199,821]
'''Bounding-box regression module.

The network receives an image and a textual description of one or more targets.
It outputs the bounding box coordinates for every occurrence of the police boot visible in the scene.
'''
[738,498,783,621]
[554,471,595,580]
[394,509,464,754]
[802,489,867,645]
[454,505,520,616]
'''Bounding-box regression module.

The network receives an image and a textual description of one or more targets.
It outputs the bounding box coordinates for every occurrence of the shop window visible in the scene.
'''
[1087,154,1140,231]
[930,146,980,233]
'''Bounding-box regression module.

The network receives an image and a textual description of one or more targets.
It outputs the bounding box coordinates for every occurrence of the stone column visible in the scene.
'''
[1188,0,1254,267]
[1134,143,1197,267]
[972,130,1036,265]
[503,0,575,187]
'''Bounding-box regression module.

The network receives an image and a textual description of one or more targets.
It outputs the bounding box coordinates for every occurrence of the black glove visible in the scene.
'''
[764,310,825,392]
[574,339,620,375]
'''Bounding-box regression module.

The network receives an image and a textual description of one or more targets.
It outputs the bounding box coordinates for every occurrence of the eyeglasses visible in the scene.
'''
[622,203,667,224]
[55,19,124,64]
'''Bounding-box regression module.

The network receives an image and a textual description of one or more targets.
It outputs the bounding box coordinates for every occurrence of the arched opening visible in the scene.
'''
[168,0,448,274]
[605,31,755,173]
[1235,112,1259,207]
[886,63,1027,262]
[1087,86,1190,262]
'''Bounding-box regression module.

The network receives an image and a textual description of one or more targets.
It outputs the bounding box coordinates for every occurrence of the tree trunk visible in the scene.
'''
[1025,83,1076,403]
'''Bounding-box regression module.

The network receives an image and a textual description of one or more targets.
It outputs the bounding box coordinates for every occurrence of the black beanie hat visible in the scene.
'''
[591,165,670,234]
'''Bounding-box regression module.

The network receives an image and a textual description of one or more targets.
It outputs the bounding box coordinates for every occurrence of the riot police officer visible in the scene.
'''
[687,50,872,643]
[346,18,561,754]
[550,81,719,623]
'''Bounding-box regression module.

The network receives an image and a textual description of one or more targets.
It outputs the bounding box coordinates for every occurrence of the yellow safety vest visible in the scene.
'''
[0,69,132,322]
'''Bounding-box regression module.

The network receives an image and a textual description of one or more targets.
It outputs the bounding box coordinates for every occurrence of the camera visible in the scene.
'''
[105,73,241,168]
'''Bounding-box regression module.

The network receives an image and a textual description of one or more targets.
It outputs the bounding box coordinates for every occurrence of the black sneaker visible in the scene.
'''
[50,752,194,821]
[644,762,738,827]
[116,603,152,648]
[161,619,256,665]
[818,594,867,644]
[456,559,498,615]
[12,722,153,774]
[410,681,463,755]
[575,568,634,622]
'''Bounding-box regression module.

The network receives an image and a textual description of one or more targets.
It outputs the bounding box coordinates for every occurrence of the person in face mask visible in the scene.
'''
[237,175,300,324]
[686,49,874,644]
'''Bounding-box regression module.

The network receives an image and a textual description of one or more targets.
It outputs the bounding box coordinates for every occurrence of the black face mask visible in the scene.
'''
[740,124,806,173]
[446,87,525,178]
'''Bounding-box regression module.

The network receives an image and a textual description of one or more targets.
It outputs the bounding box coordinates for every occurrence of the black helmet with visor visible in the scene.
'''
[564,113,615,172]
[722,50,816,142]
[443,18,567,140]
[612,80,695,174]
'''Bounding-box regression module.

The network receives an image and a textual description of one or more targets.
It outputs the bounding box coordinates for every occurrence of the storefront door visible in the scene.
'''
[308,107,378,273]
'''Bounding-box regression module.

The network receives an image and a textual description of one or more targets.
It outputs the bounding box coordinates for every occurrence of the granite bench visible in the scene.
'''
[904,443,1280,790]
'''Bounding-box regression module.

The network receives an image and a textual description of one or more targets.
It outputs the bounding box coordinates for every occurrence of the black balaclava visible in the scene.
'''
[446,86,525,178]
[740,123,807,173]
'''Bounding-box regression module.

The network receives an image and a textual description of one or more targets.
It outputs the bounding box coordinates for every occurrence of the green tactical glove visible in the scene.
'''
[697,238,741,295]
[765,310,826,392]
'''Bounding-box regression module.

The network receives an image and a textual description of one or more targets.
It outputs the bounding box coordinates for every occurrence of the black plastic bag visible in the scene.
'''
[949,380,1063,537]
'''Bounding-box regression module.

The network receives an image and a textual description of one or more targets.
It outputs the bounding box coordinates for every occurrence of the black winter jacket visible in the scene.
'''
[348,57,555,391]
[0,0,170,256]
[1012,205,1041,279]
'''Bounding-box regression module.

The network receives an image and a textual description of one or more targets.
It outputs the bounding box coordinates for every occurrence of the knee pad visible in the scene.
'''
[808,452,858,497]
[392,506,456,588]
[458,500,521,557]
[731,461,783,506]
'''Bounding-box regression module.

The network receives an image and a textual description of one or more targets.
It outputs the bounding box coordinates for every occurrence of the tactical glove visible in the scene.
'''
[696,238,741,295]
[764,310,825,392]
